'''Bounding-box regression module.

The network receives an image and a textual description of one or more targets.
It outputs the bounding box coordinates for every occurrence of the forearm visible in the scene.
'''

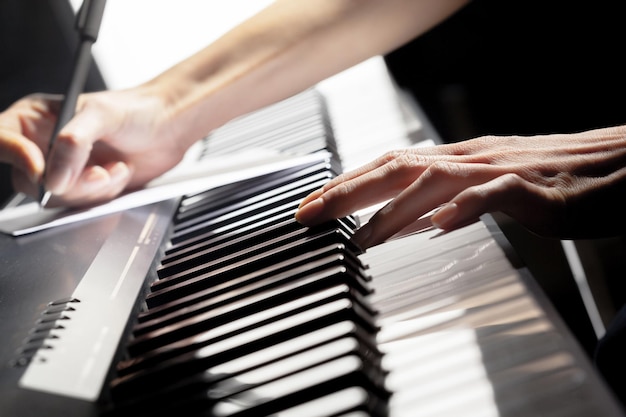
[142,0,469,148]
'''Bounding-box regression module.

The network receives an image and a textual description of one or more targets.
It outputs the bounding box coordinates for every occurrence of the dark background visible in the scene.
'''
[385,0,626,141]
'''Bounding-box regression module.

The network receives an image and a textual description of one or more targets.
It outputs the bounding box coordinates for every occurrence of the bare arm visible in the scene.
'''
[1,0,469,206]
[146,0,471,151]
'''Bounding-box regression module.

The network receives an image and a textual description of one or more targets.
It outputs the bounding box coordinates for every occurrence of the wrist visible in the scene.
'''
[136,74,212,151]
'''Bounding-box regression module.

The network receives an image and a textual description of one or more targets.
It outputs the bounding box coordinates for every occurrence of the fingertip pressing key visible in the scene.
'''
[294,197,324,225]
[431,203,460,230]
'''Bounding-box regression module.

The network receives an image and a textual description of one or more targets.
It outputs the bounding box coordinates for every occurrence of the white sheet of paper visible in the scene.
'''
[0,150,329,236]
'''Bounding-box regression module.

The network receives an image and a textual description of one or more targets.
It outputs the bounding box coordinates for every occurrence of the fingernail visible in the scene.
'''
[83,166,111,190]
[86,165,108,180]
[295,197,324,224]
[431,203,459,229]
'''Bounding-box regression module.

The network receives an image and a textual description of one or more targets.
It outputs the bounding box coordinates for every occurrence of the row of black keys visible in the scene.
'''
[104,160,389,417]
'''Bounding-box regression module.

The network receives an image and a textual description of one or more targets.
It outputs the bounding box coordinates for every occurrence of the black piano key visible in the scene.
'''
[112,293,377,397]
[201,336,383,400]
[119,296,377,380]
[132,267,374,355]
[135,288,376,372]
[157,216,356,281]
[157,226,311,288]
[173,162,331,227]
[174,175,342,239]
[146,235,359,310]
[206,324,378,386]
[138,244,365,323]
[206,353,388,417]
[129,336,384,417]
[172,174,330,240]
[165,206,295,258]
[181,164,332,223]
[170,176,330,243]
[135,252,370,336]
[175,162,336,224]
[109,320,364,415]
[158,218,303,276]
[149,220,358,298]
[160,212,294,265]
[110,320,380,415]
[168,178,354,254]
[116,387,380,417]
[178,173,275,216]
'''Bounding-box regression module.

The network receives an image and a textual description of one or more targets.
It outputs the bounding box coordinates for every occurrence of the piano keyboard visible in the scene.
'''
[106,161,387,417]
[2,57,624,417]
[102,71,387,415]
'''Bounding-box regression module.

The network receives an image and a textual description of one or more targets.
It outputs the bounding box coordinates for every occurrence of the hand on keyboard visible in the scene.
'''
[296,125,626,248]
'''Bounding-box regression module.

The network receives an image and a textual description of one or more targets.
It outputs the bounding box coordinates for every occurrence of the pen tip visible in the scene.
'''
[39,189,52,209]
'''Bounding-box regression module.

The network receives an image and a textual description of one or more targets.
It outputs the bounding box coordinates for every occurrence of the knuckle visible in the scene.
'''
[58,130,92,152]
[381,149,418,167]
[422,160,462,180]
[379,149,407,163]
[375,149,427,179]
[498,172,524,188]
[547,172,576,189]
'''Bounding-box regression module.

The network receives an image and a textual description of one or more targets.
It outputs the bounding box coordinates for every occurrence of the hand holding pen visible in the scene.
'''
[38,0,107,207]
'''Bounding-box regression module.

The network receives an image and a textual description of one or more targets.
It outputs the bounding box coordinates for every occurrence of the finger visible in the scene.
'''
[432,173,562,235]
[11,169,38,198]
[0,128,45,184]
[296,150,433,225]
[297,187,323,210]
[353,161,503,248]
[296,156,395,212]
[46,162,131,208]
[44,103,111,195]
[295,171,403,225]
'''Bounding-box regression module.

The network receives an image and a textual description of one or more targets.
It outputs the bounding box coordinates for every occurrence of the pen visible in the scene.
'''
[38,0,107,207]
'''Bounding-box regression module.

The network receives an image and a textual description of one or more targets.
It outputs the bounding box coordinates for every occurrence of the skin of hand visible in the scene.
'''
[0,0,468,207]
[0,89,191,207]
[295,125,626,249]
